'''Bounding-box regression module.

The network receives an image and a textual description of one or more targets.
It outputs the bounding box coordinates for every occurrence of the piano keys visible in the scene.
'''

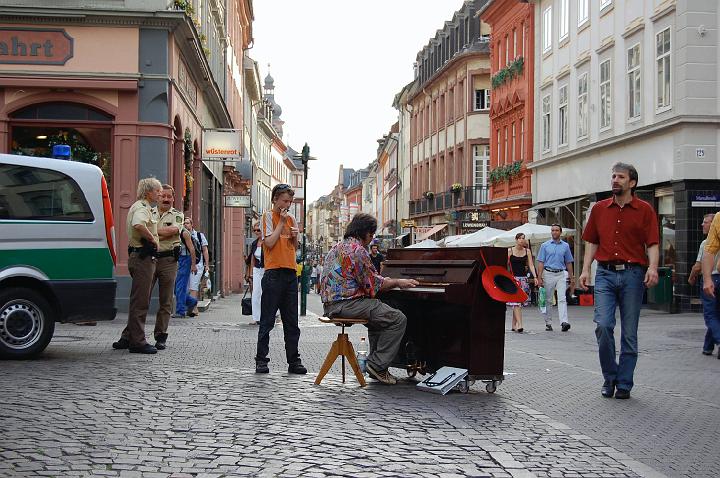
[377,246,508,386]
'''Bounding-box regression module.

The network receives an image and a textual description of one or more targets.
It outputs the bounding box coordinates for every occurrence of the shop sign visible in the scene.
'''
[224,195,251,208]
[691,194,720,208]
[414,226,434,235]
[203,130,241,159]
[462,210,491,222]
[0,28,74,65]
[461,221,488,230]
[400,219,416,228]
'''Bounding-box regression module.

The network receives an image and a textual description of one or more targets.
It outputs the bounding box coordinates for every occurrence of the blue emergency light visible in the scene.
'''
[52,144,71,160]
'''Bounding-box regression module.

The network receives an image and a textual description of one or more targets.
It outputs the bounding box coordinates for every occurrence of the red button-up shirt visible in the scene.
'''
[582,196,659,266]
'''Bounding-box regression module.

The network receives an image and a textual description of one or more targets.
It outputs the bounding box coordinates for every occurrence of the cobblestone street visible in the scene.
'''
[2,293,718,478]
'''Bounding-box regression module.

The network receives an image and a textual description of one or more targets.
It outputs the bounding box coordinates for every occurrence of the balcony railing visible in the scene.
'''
[409,186,488,216]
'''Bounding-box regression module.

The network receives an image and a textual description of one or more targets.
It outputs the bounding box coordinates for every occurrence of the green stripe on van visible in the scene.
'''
[0,248,114,280]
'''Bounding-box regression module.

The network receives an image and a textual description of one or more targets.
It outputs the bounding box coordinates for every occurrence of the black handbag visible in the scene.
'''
[241,288,252,315]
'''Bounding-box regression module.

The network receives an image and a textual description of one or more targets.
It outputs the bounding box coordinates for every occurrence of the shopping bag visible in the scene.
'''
[241,288,252,315]
[538,286,547,315]
[416,366,468,395]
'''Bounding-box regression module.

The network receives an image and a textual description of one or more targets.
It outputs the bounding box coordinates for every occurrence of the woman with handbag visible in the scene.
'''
[245,223,264,325]
[507,233,538,333]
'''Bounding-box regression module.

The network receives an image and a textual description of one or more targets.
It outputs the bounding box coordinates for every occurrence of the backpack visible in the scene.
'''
[191,231,204,264]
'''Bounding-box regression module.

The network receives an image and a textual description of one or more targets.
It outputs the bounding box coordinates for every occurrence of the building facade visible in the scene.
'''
[530,0,720,311]
[0,0,253,308]
[407,0,493,242]
[480,0,535,228]
[393,83,413,234]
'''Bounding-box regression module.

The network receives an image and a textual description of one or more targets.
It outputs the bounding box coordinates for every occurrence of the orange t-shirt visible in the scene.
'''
[261,210,297,271]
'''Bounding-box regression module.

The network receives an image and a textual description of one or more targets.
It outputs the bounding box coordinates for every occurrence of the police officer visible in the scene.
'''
[112,177,162,354]
[151,184,188,350]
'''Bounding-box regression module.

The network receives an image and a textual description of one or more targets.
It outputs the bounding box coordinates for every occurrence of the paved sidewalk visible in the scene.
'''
[0,292,718,477]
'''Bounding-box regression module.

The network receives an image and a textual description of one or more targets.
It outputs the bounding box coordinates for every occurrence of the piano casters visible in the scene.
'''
[403,340,427,378]
[482,380,500,394]
[405,361,428,378]
[315,317,369,387]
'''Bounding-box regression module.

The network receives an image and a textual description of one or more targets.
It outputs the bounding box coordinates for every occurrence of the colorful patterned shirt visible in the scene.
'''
[320,238,385,304]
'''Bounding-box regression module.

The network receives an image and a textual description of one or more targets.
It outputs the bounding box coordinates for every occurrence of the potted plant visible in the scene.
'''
[450,182,463,194]
[423,191,435,201]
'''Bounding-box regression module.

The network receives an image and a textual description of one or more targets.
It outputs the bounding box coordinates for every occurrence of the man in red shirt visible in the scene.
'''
[579,162,659,400]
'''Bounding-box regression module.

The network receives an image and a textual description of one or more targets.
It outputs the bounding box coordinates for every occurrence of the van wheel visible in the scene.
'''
[0,288,55,359]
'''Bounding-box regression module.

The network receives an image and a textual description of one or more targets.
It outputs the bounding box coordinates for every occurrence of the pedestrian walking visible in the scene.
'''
[701,211,720,361]
[254,183,307,375]
[112,177,162,354]
[537,224,575,332]
[369,243,385,273]
[580,162,659,399]
[688,213,720,357]
[173,217,197,318]
[309,261,319,293]
[320,213,418,385]
[507,233,538,333]
[315,259,324,294]
[186,217,209,314]
[245,222,264,325]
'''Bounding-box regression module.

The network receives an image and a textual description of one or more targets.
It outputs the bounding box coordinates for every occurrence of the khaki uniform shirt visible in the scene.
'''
[126,199,159,248]
[158,207,184,252]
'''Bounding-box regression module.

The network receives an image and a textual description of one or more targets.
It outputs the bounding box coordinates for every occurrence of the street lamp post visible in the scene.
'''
[296,143,315,316]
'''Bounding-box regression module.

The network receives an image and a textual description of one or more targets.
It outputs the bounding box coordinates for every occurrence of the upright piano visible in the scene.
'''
[378,246,507,387]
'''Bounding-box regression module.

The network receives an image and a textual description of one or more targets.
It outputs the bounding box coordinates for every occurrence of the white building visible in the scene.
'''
[530,0,720,311]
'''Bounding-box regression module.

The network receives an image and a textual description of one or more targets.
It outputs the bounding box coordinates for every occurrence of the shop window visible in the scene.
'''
[11,102,112,122]
[10,126,112,192]
[657,193,675,270]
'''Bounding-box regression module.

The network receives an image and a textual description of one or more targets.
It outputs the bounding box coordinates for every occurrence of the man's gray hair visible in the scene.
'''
[136,177,162,200]
[612,162,639,193]
[704,213,716,220]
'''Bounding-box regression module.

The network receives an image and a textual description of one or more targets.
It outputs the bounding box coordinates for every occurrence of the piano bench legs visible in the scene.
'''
[314,328,366,387]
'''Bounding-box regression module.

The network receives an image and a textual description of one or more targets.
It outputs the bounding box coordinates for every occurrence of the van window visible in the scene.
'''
[0,164,94,221]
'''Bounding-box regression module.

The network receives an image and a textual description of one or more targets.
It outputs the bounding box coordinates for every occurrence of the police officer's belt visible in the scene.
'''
[128,246,145,253]
[156,250,175,258]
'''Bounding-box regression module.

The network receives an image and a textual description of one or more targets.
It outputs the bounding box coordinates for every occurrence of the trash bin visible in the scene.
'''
[648,266,672,305]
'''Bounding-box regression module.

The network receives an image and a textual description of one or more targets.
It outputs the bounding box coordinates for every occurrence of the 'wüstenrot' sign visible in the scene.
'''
[0,28,74,65]
[202,130,241,160]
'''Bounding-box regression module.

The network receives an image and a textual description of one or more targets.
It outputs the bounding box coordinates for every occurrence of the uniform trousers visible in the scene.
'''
[124,252,156,346]
[153,256,178,339]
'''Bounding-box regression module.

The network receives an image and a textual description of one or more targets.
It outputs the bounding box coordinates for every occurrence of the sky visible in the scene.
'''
[251,0,464,204]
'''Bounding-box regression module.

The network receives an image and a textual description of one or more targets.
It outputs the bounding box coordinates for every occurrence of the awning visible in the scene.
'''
[395,233,410,240]
[525,196,585,212]
[416,223,448,241]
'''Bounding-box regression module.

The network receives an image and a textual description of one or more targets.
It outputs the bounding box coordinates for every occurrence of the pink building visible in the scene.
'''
[0,1,253,307]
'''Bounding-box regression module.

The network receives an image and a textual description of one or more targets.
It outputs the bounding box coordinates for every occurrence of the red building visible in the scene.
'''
[480,0,534,226]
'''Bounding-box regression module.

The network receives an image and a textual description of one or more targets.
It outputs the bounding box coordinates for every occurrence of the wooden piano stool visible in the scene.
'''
[314,317,369,387]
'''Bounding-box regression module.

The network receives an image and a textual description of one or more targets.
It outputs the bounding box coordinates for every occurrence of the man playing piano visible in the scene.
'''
[320,213,419,385]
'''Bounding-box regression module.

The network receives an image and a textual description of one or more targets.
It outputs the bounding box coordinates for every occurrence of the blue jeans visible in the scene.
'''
[174,255,197,315]
[700,276,720,353]
[593,265,646,392]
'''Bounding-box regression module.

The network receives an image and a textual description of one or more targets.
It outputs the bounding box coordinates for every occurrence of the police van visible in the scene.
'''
[0,153,117,358]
